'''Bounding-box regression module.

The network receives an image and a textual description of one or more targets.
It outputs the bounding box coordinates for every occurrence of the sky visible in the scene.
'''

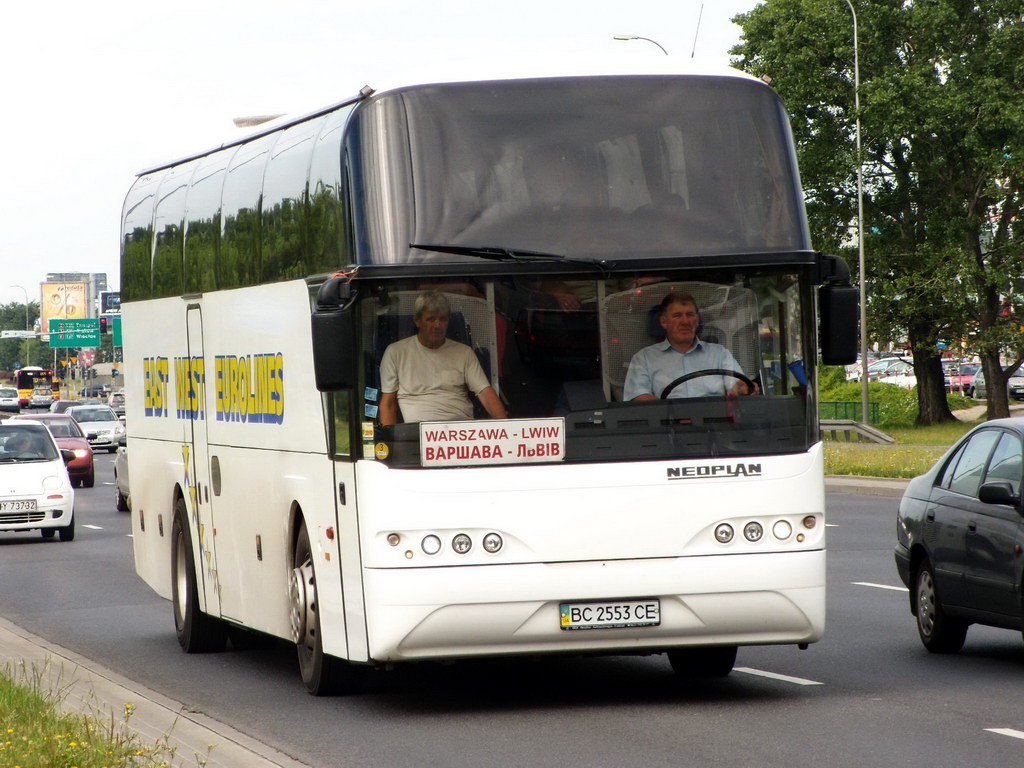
[0,0,761,309]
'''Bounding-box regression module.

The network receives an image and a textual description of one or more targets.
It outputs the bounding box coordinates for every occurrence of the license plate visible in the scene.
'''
[559,599,661,630]
[0,499,38,513]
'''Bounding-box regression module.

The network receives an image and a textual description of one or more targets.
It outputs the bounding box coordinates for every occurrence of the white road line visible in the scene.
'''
[734,667,824,686]
[853,581,908,592]
[986,728,1024,741]
[825,523,839,528]
[82,524,103,530]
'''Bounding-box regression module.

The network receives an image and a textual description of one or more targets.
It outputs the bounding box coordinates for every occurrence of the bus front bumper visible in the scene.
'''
[362,550,825,662]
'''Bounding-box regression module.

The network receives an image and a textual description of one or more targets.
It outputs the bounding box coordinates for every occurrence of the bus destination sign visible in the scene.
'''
[419,417,565,468]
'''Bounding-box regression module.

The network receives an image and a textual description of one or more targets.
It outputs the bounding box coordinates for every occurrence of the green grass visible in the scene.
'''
[0,662,185,768]
[824,417,981,478]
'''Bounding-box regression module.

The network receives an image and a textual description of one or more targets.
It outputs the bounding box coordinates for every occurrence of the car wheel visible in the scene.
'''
[83,468,95,489]
[41,529,56,539]
[171,499,228,652]
[915,559,967,653]
[58,513,75,542]
[291,519,362,695]
[115,483,129,512]
[667,646,738,678]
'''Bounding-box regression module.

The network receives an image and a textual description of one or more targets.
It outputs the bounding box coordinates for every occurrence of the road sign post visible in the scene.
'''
[48,318,101,348]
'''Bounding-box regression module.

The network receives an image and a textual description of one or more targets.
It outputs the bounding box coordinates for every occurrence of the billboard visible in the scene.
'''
[40,282,88,333]
[100,291,121,314]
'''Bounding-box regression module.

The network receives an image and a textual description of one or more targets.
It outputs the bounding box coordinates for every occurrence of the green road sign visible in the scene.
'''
[113,316,122,347]
[48,318,100,348]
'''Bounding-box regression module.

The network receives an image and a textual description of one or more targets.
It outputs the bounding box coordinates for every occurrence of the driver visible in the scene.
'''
[624,291,756,401]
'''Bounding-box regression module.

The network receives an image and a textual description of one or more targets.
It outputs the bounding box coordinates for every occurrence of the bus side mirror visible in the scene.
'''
[311,276,359,392]
[818,255,858,366]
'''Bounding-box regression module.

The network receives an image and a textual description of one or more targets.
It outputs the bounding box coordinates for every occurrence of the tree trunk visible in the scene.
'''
[911,351,955,426]
[981,351,1013,420]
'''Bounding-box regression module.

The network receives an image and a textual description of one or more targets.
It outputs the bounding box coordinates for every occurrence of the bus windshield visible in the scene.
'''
[349,76,809,265]
[359,266,812,467]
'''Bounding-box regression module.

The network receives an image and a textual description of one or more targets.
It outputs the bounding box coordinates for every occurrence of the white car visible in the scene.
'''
[0,387,19,413]
[65,405,126,453]
[114,434,129,512]
[0,421,76,541]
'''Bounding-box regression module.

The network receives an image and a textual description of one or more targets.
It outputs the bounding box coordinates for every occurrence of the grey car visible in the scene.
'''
[895,418,1024,652]
[65,405,126,453]
[114,434,129,511]
[972,363,1024,400]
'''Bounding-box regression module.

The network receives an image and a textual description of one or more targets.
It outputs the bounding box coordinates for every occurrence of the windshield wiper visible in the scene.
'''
[410,243,612,273]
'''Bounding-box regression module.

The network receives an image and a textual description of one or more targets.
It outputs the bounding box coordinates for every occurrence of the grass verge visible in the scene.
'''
[824,417,981,478]
[0,660,196,768]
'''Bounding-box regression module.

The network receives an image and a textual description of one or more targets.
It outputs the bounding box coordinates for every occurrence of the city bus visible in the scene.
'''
[12,366,57,406]
[120,60,857,694]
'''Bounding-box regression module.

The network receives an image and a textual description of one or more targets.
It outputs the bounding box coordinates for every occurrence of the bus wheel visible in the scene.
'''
[667,646,737,678]
[171,500,227,653]
[290,521,361,695]
[915,559,967,653]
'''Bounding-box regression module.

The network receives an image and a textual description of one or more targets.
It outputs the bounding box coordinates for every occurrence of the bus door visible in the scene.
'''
[185,306,222,619]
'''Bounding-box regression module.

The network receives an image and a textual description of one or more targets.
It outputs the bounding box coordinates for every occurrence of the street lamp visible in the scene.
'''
[613,34,669,56]
[841,0,869,425]
[9,284,31,367]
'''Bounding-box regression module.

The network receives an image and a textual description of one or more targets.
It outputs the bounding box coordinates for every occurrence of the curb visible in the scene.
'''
[826,474,908,498]
[0,615,310,768]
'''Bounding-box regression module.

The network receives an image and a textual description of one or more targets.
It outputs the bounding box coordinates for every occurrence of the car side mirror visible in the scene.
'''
[60,449,76,464]
[978,481,1020,508]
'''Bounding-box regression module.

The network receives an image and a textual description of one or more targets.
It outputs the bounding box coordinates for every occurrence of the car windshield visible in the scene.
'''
[45,419,84,439]
[70,407,118,423]
[0,426,59,461]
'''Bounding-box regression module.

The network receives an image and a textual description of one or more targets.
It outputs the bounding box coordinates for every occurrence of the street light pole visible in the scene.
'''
[613,34,669,55]
[10,284,30,367]
[842,0,869,424]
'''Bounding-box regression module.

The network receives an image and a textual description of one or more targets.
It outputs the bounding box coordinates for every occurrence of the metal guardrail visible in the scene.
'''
[820,400,879,425]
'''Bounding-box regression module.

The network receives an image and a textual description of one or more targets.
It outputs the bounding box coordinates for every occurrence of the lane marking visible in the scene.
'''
[83,524,103,530]
[825,523,839,528]
[986,728,1024,741]
[734,667,823,686]
[853,581,908,592]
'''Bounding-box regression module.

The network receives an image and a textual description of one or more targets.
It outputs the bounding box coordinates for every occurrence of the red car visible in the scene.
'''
[9,413,95,487]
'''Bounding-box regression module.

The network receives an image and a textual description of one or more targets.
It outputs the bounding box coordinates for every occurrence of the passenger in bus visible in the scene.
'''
[624,292,757,400]
[378,291,508,425]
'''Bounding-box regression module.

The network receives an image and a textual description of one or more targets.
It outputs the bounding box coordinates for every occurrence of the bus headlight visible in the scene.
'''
[421,535,442,555]
[743,521,764,542]
[482,532,503,553]
[772,520,793,540]
[714,523,734,543]
[452,533,472,554]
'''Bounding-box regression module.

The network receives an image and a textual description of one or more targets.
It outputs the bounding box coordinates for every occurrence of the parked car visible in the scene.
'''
[945,361,980,396]
[50,398,102,414]
[972,363,1024,400]
[895,419,1024,652]
[0,421,76,541]
[0,387,19,413]
[9,413,95,487]
[114,434,129,511]
[29,388,54,409]
[65,405,125,453]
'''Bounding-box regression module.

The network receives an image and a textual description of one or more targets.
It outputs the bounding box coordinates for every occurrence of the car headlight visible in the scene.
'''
[115,425,126,435]
[73,448,89,458]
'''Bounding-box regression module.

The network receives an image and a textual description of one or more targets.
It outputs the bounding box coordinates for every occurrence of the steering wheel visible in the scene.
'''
[659,368,756,400]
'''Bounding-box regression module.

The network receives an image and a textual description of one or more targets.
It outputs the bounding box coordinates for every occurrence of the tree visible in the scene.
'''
[732,0,1024,423]
[0,300,43,373]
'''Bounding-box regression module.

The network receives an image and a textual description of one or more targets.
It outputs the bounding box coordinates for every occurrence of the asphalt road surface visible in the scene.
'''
[1,458,1022,768]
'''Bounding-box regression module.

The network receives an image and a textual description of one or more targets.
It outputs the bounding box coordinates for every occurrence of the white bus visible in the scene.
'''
[121,61,857,694]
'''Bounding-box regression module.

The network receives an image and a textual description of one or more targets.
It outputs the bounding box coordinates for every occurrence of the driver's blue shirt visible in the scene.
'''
[624,337,745,400]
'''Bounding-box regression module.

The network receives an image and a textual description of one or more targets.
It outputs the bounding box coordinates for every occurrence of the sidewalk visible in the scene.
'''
[0,615,310,768]
[825,475,908,498]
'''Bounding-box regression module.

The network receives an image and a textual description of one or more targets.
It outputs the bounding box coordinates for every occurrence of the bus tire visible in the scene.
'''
[915,559,967,653]
[291,520,361,695]
[667,646,737,678]
[171,500,228,653]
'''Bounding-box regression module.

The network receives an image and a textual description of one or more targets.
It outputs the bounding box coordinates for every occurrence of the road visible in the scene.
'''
[1,458,1023,767]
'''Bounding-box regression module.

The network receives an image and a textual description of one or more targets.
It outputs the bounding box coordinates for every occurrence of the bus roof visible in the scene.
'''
[137,57,766,176]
